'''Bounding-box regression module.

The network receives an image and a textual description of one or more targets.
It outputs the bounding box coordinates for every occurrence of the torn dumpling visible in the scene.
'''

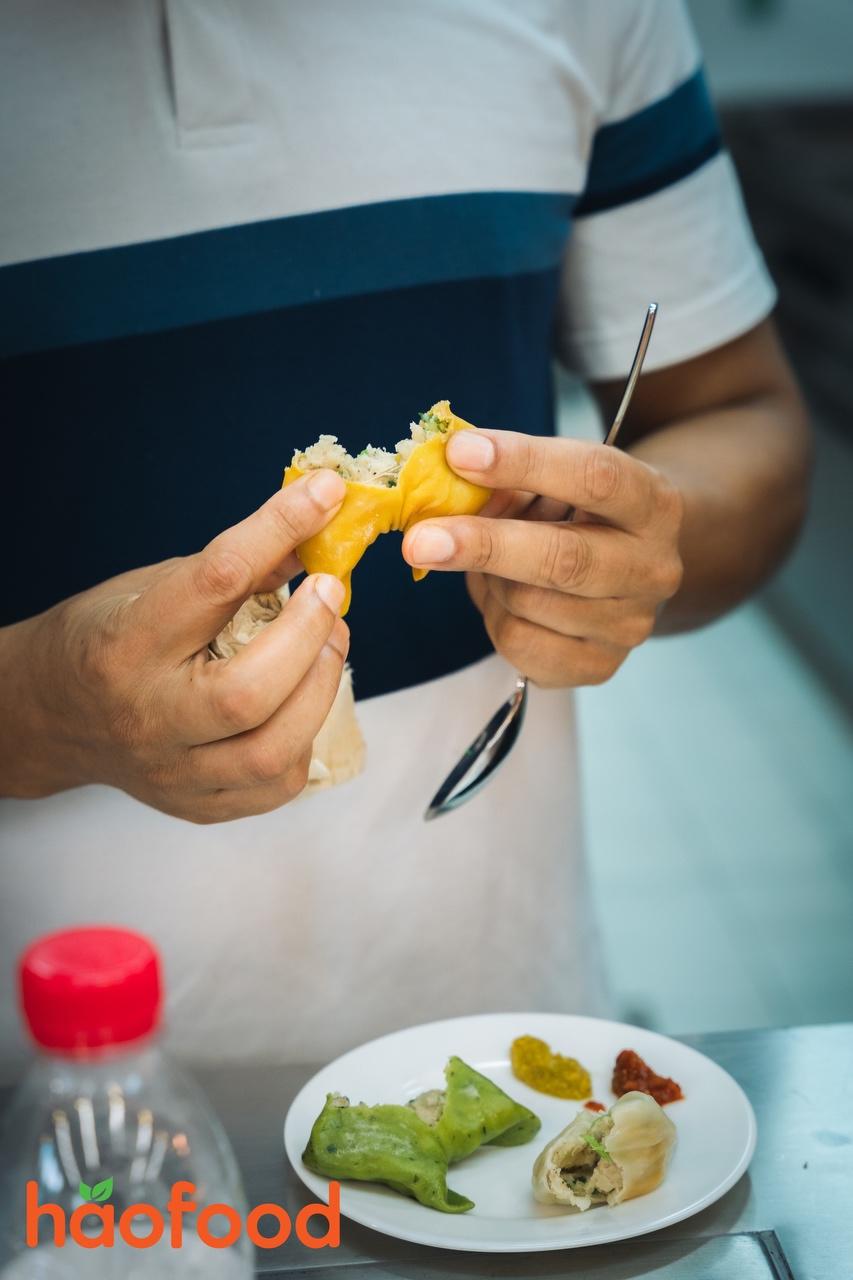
[302,1093,474,1214]
[208,588,289,658]
[284,401,491,615]
[307,661,365,789]
[209,587,365,791]
[409,1056,540,1163]
[532,1091,676,1210]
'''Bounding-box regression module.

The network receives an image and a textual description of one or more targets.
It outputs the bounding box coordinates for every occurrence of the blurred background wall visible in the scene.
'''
[688,0,853,102]
[572,0,853,1035]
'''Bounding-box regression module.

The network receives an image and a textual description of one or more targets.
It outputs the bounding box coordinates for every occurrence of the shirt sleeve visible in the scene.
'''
[556,0,776,382]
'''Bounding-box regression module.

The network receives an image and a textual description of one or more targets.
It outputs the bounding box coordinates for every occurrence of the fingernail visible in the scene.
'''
[408,526,456,565]
[307,469,346,509]
[448,431,495,472]
[314,574,345,612]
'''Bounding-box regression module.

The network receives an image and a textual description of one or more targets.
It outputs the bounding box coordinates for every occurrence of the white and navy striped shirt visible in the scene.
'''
[0,0,774,1060]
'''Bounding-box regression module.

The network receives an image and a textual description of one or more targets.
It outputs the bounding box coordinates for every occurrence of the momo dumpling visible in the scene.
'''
[302,1093,473,1214]
[532,1091,676,1210]
[210,587,365,791]
[409,1056,541,1163]
[283,401,491,615]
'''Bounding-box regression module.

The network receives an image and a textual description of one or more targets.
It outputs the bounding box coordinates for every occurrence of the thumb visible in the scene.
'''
[127,471,345,660]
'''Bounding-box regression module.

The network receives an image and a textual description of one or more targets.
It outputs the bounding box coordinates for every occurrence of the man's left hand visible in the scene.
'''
[402,429,684,687]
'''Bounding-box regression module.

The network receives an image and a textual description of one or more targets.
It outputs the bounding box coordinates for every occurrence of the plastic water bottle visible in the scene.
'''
[0,928,253,1277]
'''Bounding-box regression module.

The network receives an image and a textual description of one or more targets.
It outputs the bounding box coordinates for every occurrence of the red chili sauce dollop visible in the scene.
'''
[612,1048,684,1105]
[583,1100,606,1112]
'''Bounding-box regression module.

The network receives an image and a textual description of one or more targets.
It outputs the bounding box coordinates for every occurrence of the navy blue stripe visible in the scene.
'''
[0,191,575,360]
[1,268,561,697]
[576,67,721,217]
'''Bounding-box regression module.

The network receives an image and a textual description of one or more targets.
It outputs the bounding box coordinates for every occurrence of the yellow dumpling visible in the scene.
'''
[283,401,491,615]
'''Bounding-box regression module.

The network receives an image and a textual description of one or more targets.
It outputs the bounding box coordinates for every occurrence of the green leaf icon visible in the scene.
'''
[92,1178,113,1202]
[78,1181,93,1201]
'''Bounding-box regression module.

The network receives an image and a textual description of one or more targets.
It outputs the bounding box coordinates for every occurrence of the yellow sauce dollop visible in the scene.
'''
[510,1035,592,1100]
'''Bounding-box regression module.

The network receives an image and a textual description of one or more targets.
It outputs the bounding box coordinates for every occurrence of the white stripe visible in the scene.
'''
[2,0,603,267]
[558,153,777,380]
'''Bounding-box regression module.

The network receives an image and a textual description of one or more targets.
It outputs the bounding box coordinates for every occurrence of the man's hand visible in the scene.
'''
[0,471,350,822]
[402,430,683,687]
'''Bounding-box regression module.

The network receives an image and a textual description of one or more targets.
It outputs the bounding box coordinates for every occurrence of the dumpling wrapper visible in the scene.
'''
[532,1091,676,1210]
[410,1056,541,1163]
[210,587,365,790]
[302,1093,473,1214]
[283,401,491,616]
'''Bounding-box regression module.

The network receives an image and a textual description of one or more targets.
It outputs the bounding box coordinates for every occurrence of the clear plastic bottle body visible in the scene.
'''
[0,1040,253,1278]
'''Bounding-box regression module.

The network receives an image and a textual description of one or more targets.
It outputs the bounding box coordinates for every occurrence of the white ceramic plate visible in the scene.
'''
[284,1012,756,1253]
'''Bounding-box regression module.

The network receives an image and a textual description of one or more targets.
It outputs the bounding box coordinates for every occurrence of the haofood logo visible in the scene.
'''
[26,1179,340,1251]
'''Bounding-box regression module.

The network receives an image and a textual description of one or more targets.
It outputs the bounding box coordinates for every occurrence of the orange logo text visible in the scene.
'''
[25,1179,340,1251]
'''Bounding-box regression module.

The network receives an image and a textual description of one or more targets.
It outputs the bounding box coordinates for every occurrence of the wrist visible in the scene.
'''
[0,607,88,798]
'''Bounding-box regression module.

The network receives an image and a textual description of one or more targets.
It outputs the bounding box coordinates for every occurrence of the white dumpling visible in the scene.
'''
[532,1091,676,1210]
[210,588,365,790]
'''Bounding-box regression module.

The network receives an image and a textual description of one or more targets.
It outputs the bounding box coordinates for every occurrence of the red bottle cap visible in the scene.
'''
[19,927,162,1053]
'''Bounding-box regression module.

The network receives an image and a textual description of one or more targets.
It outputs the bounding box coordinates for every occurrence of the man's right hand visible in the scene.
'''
[0,470,350,823]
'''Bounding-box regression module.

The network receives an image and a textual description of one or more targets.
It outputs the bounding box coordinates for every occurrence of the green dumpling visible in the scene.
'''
[409,1056,541,1162]
[302,1093,474,1214]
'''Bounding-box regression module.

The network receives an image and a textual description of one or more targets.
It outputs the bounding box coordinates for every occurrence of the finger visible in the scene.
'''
[166,761,315,824]
[484,575,658,648]
[173,575,349,745]
[404,516,653,598]
[465,570,489,616]
[478,588,628,689]
[478,489,537,520]
[254,551,305,593]
[128,471,346,659]
[190,635,347,789]
[522,494,571,524]
[446,430,663,529]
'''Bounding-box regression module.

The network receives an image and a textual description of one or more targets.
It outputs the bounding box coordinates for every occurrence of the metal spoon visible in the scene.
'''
[424,302,658,820]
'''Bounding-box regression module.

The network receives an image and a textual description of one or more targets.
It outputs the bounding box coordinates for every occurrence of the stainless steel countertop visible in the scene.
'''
[194,1023,850,1279]
[3,1023,850,1278]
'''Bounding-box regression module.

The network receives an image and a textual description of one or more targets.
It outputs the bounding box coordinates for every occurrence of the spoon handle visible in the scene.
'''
[604,302,657,448]
[566,303,656,526]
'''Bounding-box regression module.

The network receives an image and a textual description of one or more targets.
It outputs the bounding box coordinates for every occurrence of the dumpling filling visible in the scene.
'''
[557,1116,623,1203]
[409,1088,445,1127]
[291,402,454,488]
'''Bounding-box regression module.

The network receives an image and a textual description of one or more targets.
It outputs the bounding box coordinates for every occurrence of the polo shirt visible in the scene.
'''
[0,0,774,1061]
